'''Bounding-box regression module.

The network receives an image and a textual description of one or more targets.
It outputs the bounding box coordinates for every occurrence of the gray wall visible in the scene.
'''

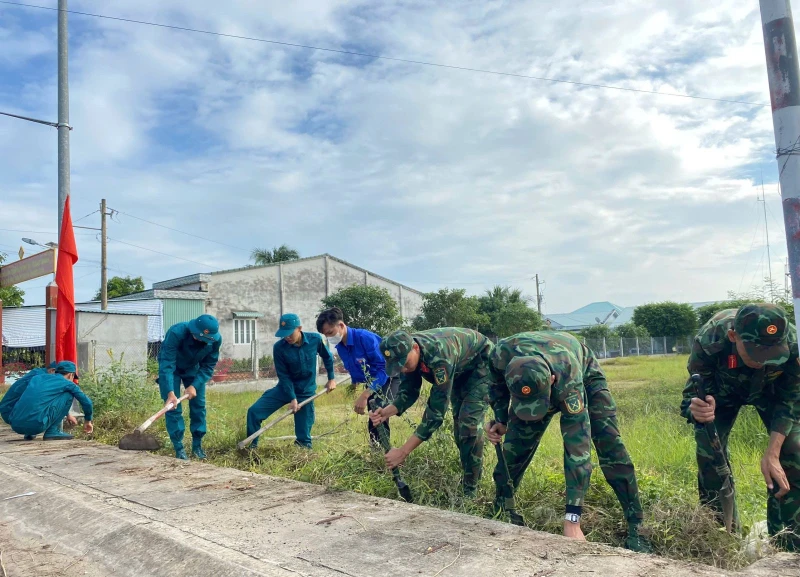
[207,256,423,360]
[76,311,148,374]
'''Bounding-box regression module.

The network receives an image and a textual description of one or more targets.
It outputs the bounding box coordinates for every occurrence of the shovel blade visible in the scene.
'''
[398,483,413,503]
[118,431,161,451]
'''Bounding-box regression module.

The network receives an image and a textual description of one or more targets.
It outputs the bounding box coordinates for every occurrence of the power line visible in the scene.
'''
[0,0,768,108]
[0,227,94,236]
[73,209,99,223]
[110,208,251,253]
[106,236,216,269]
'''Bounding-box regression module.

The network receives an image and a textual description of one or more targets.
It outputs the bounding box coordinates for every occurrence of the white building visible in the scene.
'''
[150,254,424,360]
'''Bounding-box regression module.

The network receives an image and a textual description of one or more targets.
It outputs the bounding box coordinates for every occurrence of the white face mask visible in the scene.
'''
[327,332,343,346]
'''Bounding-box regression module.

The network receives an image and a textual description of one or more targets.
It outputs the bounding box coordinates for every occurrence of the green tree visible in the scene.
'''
[613,322,650,340]
[478,286,542,337]
[251,244,300,266]
[580,324,613,340]
[94,275,145,301]
[320,285,403,336]
[695,299,755,327]
[412,288,489,331]
[0,252,25,307]
[632,302,697,337]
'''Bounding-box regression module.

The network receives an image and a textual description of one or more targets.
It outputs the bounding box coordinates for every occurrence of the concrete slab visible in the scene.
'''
[0,425,797,577]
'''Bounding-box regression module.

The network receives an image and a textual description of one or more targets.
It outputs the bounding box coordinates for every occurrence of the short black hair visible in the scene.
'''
[316,307,344,332]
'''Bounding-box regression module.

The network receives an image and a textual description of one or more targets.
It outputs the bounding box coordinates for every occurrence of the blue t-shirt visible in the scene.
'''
[335,327,388,391]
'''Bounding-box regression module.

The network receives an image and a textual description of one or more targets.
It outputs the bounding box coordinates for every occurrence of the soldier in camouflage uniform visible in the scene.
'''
[369,328,494,497]
[681,303,800,548]
[488,331,649,551]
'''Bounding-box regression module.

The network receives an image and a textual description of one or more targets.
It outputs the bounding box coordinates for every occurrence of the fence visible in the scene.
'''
[2,346,47,384]
[582,336,694,359]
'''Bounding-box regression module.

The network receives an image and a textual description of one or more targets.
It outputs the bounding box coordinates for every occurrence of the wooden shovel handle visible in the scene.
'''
[136,394,190,433]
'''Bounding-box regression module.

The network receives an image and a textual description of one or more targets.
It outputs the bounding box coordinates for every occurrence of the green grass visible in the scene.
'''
[46,356,778,568]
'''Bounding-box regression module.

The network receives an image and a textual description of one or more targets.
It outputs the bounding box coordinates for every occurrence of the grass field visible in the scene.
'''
[78,355,774,568]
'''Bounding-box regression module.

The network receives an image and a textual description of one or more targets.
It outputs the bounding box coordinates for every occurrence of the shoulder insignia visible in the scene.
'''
[434,367,447,385]
[564,391,584,414]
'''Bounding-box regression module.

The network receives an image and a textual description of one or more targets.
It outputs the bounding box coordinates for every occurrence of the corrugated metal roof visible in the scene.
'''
[2,306,45,347]
[111,289,206,301]
[153,273,211,291]
[2,299,164,347]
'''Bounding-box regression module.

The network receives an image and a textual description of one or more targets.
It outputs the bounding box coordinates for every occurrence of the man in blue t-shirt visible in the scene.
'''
[317,307,398,444]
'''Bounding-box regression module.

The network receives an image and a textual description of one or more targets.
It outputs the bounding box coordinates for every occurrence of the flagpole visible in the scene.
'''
[57,0,71,240]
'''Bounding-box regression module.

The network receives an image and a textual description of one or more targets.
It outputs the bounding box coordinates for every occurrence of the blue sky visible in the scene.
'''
[0,0,790,313]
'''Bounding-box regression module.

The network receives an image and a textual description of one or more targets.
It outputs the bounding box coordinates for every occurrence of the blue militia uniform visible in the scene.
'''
[158,321,221,449]
[246,332,334,448]
[9,373,93,437]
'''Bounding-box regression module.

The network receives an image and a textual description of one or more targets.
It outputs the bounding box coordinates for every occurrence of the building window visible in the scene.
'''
[234,319,256,345]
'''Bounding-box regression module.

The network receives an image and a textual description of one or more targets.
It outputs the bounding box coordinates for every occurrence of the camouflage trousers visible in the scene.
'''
[696,399,800,546]
[450,366,491,494]
[497,379,644,524]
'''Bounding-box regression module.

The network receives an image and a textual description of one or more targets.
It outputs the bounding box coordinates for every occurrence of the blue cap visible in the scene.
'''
[188,314,220,344]
[275,313,302,338]
[47,361,58,369]
[55,361,77,375]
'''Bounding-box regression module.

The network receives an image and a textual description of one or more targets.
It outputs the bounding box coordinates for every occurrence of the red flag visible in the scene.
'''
[56,196,79,364]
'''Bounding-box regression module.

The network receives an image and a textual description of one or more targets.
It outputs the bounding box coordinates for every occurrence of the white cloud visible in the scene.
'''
[0,0,790,314]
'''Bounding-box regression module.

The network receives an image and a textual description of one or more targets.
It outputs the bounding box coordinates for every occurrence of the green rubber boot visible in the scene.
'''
[192,439,206,460]
[624,522,652,553]
[174,444,189,461]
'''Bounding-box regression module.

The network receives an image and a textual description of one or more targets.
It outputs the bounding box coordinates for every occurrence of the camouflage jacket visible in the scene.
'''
[680,309,800,436]
[393,328,493,441]
[490,331,591,423]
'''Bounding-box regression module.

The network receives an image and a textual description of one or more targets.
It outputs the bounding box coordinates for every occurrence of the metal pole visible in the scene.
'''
[620,337,624,357]
[535,274,542,314]
[761,0,800,329]
[57,0,70,239]
[636,336,640,356]
[663,336,667,355]
[602,337,607,359]
[100,199,107,310]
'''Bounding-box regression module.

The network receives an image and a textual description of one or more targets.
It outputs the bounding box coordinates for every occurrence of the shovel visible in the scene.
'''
[119,394,190,451]
[490,420,525,526]
[691,374,737,532]
[237,389,329,450]
[368,396,413,503]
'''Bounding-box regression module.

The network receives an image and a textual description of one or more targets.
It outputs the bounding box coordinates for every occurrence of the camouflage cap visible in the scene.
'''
[505,356,552,422]
[380,330,414,377]
[734,303,790,365]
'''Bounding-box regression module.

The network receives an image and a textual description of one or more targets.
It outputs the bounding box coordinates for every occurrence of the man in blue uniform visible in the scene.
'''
[246,313,336,449]
[158,314,221,460]
[8,361,93,440]
[316,307,397,444]
[0,362,58,425]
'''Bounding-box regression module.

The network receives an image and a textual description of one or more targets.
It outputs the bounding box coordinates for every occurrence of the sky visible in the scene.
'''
[0,0,790,314]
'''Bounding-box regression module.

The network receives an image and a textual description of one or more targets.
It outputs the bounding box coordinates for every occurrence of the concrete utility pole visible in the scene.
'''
[57,0,71,239]
[100,199,108,309]
[760,0,800,328]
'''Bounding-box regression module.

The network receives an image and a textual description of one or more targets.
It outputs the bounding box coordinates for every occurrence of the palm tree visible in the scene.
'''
[250,244,301,266]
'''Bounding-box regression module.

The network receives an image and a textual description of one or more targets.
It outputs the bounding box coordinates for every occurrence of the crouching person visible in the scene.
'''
[8,361,93,440]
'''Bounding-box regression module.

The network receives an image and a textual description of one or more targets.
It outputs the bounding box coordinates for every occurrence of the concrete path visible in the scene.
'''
[0,427,797,577]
